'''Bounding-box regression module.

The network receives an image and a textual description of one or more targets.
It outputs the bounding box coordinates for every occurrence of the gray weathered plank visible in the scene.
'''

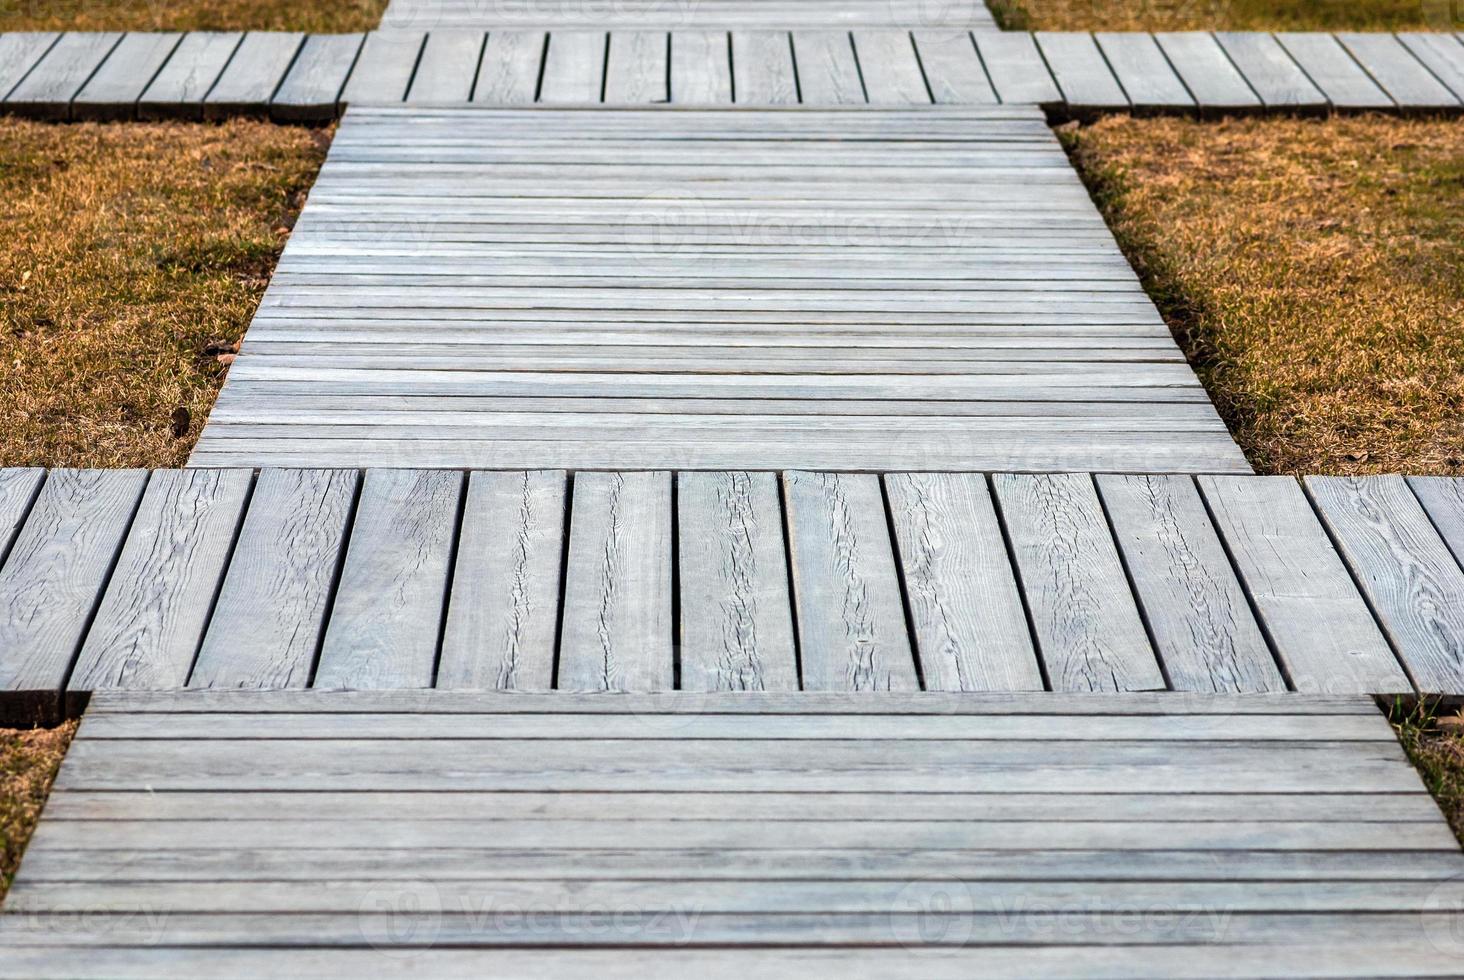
[1307,476,1464,695]
[538,30,605,103]
[604,30,668,103]
[312,469,463,690]
[0,32,59,100]
[0,470,146,716]
[1153,32,1261,113]
[993,473,1164,692]
[339,29,421,105]
[914,30,996,104]
[437,470,566,691]
[670,30,731,104]
[1396,32,1464,102]
[732,30,797,104]
[1336,32,1460,109]
[677,472,798,692]
[791,31,863,104]
[1095,32,1193,110]
[136,31,241,119]
[4,31,121,118]
[1407,476,1464,568]
[1275,32,1392,109]
[0,469,45,570]
[473,30,545,103]
[783,471,917,691]
[1214,31,1325,109]
[271,32,363,121]
[188,469,358,691]
[557,471,673,691]
[974,31,1061,104]
[203,31,304,118]
[1097,475,1284,694]
[405,30,482,103]
[70,32,181,120]
[1035,31,1127,111]
[68,470,251,691]
[853,30,928,104]
[885,472,1042,692]
[1199,476,1410,694]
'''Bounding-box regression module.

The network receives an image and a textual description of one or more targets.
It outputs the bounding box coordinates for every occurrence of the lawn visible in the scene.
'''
[1062,114,1464,476]
[988,0,1458,31]
[0,0,386,33]
[0,722,75,902]
[1393,705,1464,845]
[0,119,327,469]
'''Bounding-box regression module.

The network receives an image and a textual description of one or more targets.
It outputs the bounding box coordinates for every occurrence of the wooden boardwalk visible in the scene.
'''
[380,0,999,30]
[0,690,1461,976]
[188,103,1247,472]
[4,468,1464,724]
[3,30,1462,119]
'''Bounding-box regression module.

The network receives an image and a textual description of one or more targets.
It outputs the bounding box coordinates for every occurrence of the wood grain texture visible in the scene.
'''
[202,31,304,117]
[914,30,996,104]
[783,471,917,691]
[993,473,1164,692]
[1336,32,1460,108]
[604,30,668,103]
[1275,32,1391,109]
[1034,32,1127,111]
[1097,475,1283,693]
[189,469,358,690]
[885,472,1041,692]
[437,470,566,691]
[1214,31,1325,108]
[313,469,462,690]
[852,30,928,104]
[70,32,182,121]
[677,472,798,691]
[70,470,251,691]
[137,31,241,119]
[3,31,121,118]
[791,31,864,104]
[0,33,60,100]
[0,469,45,569]
[271,32,363,121]
[1153,32,1261,113]
[474,30,545,103]
[404,30,482,103]
[1094,32,1192,110]
[732,31,797,104]
[339,29,421,104]
[539,30,605,103]
[557,471,673,691]
[1408,476,1464,567]
[670,30,731,104]
[974,32,1063,105]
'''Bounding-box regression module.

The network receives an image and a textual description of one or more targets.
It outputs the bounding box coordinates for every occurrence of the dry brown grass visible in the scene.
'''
[1062,114,1464,476]
[0,119,327,468]
[0,721,75,902]
[0,0,386,32]
[988,0,1458,31]
[1392,705,1464,845]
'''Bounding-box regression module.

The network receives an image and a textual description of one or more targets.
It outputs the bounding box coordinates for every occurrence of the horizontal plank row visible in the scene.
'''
[2,468,1462,723]
[377,0,997,29]
[3,30,1461,118]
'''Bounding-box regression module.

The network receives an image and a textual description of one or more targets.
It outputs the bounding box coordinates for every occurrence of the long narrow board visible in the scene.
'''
[0,469,45,569]
[1275,32,1392,109]
[974,32,1062,104]
[1214,31,1326,109]
[1153,32,1261,114]
[1034,32,1128,112]
[1094,32,1193,111]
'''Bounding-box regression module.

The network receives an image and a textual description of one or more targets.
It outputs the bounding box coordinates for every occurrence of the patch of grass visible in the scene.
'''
[1,722,76,902]
[1391,701,1464,845]
[0,119,328,468]
[987,0,1459,31]
[0,0,386,32]
[1061,115,1464,475]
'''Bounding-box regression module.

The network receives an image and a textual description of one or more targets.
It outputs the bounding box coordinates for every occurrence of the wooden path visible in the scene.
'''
[189,103,1247,472]
[1,690,1461,976]
[380,0,999,30]
[2,30,1462,119]
[4,467,1464,725]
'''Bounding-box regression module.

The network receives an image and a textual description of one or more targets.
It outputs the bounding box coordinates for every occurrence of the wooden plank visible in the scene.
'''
[0,470,146,721]
[790,31,864,104]
[676,472,798,692]
[136,31,241,119]
[1153,31,1261,114]
[0,469,45,570]
[70,32,181,121]
[538,30,605,103]
[0,32,59,100]
[1034,32,1127,112]
[1396,32,1464,102]
[852,30,928,104]
[1096,475,1284,694]
[1307,476,1464,695]
[312,469,463,690]
[1275,32,1392,109]
[437,470,566,691]
[473,30,545,103]
[914,30,996,104]
[1407,476,1464,567]
[992,473,1164,693]
[885,473,1042,692]
[339,29,422,105]
[604,30,667,103]
[4,31,121,119]
[404,30,482,104]
[1214,31,1326,109]
[188,469,358,691]
[782,471,917,691]
[557,471,673,691]
[670,30,731,104]
[69,470,251,692]
[1199,476,1410,694]
[271,32,363,121]
[731,30,797,104]
[973,31,1061,104]
[1095,32,1193,111]
[203,31,303,118]
[1336,32,1460,109]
